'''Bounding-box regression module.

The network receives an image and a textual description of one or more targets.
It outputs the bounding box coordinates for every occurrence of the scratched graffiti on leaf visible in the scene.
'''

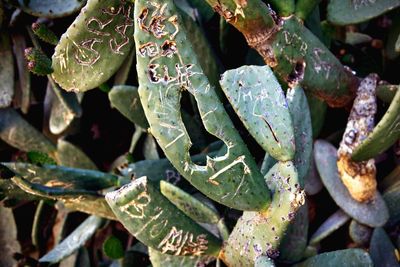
[352,0,377,10]
[282,31,308,56]
[73,1,134,66]
[120,191,151,219]
[158,226,209,256]
[105,177,220,256]
[134,0,271,211]
[137,2,202,90]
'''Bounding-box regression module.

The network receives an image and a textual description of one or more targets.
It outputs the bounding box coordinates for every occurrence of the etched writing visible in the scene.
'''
[137,2,203,90]
[74,38,102,66]
[352,0,376,10]
[282,31,308,56]
[74,0,134,66]
[139,42,159,57]
[311,48,332,79]
[137,3,178,39]
[120,191,151,219]
[158,226,209,256]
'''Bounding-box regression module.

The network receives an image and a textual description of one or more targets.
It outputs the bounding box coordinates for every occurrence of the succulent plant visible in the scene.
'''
[0,0,399,266]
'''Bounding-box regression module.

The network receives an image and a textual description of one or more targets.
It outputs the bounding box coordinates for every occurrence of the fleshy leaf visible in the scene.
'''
[220,65,295,161]
[0,31,14,108]
[52,0,135,92]
[287,86,313,183]
[369,228,399,267]
[108,85,149,129]
[149,247,214,267]
[294,249,373,267]
[314,140,389,227]
[221,161,305,266]
[352,85,400,161]
[309,210,350,245]
[0,206,21,267]
[160,180,220,224]
[48,82,82,135]
[4,162,117,191]
[40,215,104,263]
[18,0,85,18]
[134,0,270,211]
[56,139,97,170]
[278,203,309,263]
[0,108,56,154]
[349,220,371,246]
[327,0,400,25]
[383,179,400,226]
[106,177,221,256]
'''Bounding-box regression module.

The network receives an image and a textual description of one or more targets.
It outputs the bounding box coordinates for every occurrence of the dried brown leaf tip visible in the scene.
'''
[337,74,378,202]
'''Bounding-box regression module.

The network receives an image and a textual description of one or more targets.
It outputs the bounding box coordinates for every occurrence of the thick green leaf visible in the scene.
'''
[314,140,389,227]
[0,31,14,108]
[11,33,31,114]
[268,0,295,16]
[31,201,56,251]
[260,153,277,176]
[135,0,270,211]
[179,7,220,88]
[114,48,136,85]
[0,176,38,202]
[220,65,295,161]
[269,16,357,107]
[306,94,327,138]
[278,203,309,263]
[0,206,21,267]
[187,0,214,21]
[9,173,116,219]
[0,108,56,154]
[352,85,400,161]
[383,180,400,226]
[160,180,220,224]
[143,134,160,160]
[255,256,276,267]
[1,163,117,219]
[148,247,214,267]
[377,84,398,103]
[63,197,116,220]
[108,85,149,129]
[40,215,104,263]
[304,155,323,195]
[309,210,350,245]
[295,0,321,21]
[48,82,82,135]
[4,162,117,191]
[328,0,400,25]
[52,0,134,92]
[56,139,97,170]
[386,16,400,60]
[369,228,399,267]
[294,249,373,267]
[287,86,312,183]
[18,0,85,18]
[222,161,305,266]
[118,153,215,187]
[106,177,222,256]
[349,220,371,246]
[345,32,372,45]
